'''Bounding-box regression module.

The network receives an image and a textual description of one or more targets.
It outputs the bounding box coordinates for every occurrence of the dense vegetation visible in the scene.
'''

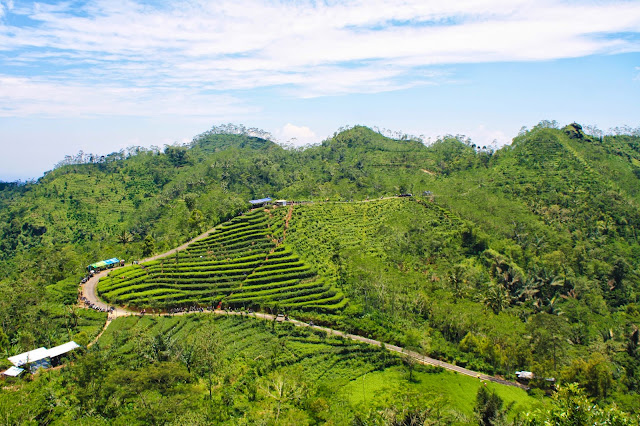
[1,122,640,423]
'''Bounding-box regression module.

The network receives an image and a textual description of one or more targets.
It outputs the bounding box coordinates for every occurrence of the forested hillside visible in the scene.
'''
[1,122,639,423]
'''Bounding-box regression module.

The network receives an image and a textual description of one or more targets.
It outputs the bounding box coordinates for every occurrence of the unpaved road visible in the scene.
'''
[79,205,527,390]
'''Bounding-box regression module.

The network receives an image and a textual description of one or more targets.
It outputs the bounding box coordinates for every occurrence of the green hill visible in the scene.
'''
[1,122,640,423]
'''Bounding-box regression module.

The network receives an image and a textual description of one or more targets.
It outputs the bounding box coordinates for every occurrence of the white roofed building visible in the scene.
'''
[47,341,81,366]
[2,366,25,377]
[7,347,49,367]
[47,341,81,359]
[4,341,81,374]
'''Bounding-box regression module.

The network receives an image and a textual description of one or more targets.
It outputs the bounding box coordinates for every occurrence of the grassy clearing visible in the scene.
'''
[342,365,544,420]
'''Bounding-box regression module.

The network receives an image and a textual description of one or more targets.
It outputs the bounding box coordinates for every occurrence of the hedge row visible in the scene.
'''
[190,227,269,248]
[181,240,273,259]
[250,260,306,274]
[144,260,261,275]
[99,274,152,293]
[114,287,188,302]
[155,250,296,271]
[242,270,315,286]
[192,222,267,246]
[102,279,242,300]
[288,293,345,309]
[271,288,335,304]
[235,278,302,292]
[226,283,331,304]
[226,280,323,300]
[245,265,311,280]
[185,235,271,257]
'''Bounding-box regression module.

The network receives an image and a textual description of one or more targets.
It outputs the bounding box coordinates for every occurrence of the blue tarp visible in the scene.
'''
[249,197,272,205]
[88,258,120,270]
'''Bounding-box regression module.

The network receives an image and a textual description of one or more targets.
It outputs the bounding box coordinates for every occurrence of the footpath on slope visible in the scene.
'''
[78,204,528,390]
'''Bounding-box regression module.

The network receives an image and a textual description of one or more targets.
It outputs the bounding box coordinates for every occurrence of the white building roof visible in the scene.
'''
[2,366,25,377]
[47,341,81,358]
[516,371,534,379]
[7,347,49,367]
[6,341,81,368]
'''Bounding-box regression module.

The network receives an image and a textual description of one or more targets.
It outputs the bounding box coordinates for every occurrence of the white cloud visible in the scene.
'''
[277,123,318,146]
[1,0,639,116]
[0,75,257,118]
[465,125,511,148]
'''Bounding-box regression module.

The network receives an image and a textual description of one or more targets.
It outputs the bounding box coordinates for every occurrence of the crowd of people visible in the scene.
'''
[163,305,210,315]
[79,295,115,313]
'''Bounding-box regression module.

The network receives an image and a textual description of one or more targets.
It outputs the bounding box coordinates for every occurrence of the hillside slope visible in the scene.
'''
[1,123,640,419]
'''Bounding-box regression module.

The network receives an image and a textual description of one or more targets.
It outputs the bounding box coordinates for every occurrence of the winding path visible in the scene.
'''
[78,206,528,390]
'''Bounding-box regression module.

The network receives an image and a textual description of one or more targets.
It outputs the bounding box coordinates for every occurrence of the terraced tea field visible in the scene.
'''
[100,314,394,385]
[98,198,463,313]
[97,314,539,421]
[98,208,347,312]
[285,198,461,277]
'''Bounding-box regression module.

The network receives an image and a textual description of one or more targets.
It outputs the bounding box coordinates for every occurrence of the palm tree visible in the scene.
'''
[545,296,564,316]
[116,230,133,246]
[532,266,565,305]
[516,275,540,304]
[484,282,510,314]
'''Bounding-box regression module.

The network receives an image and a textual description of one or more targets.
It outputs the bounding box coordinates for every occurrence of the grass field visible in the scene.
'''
[341,365,544,421]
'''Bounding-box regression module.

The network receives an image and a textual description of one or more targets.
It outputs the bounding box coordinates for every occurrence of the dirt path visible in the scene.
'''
[285,318,527,389]
[79,220,228,312]
[87,317,113,347]
[78,203,527,391]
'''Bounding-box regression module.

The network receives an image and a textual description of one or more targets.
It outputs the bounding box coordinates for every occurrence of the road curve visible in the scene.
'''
[78,205,528,390]
[80,221,226,316]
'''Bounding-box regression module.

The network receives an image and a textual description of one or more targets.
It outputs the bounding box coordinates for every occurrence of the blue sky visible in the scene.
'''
[1,0,639,181]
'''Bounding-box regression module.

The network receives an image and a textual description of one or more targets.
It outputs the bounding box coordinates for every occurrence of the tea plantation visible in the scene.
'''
[0,314,540,424]
[3,125,640,423]
[97,207,347,311]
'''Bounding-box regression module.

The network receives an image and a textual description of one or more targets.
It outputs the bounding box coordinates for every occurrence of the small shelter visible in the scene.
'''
[515,371,534,382]
[47,341,81,366]
[88,257,120,273]
[249,197,272,207]
[8,347,51,372]
[6,341,81,373]
[274,200,287,207]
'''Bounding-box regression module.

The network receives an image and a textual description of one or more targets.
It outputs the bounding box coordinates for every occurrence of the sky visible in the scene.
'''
[1,0,639,181]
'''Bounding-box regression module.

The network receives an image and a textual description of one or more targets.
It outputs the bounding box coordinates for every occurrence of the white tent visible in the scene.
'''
[6,341,81,372]
[516,371,534,380]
